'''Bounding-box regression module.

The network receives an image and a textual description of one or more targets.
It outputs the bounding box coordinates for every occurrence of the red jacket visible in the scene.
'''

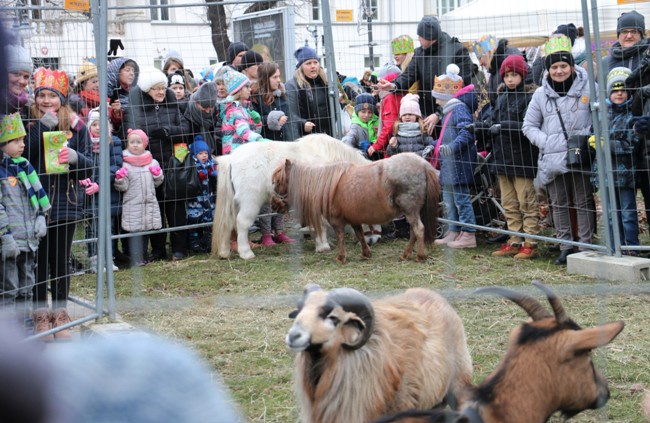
[374,92,403,156]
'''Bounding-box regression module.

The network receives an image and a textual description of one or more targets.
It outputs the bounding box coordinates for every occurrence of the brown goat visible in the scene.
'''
[286,284,473,423]
[373,281,625,423]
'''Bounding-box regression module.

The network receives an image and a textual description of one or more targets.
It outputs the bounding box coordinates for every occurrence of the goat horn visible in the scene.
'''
[532,280,569,324]
[328,288,375,351]
[475,286,552,321]
[289,284,323,318]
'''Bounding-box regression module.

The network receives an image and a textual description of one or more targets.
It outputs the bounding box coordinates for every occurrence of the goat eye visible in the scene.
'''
[327,315,340,326]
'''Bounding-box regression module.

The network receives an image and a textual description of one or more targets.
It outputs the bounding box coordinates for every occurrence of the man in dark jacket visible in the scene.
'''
[606,10,649,73]
[377,16,472,135]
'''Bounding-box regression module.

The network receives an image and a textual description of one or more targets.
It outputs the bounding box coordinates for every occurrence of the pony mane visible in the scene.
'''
[287,160,352,235]
[298,134,368,165]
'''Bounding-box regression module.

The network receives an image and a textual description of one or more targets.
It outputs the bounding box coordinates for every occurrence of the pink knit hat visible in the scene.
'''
[399,93,422,118]
[127,128,149,148]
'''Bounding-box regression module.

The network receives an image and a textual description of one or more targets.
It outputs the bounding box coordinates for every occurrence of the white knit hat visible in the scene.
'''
[5,44,33,74]
[87,107,101,128]
[137,67,168,93]
[399,93,422,118]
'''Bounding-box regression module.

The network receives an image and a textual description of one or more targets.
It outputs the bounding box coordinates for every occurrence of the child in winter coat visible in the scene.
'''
[592,67,641,253]
[431,64,478,249]
[369,65,403,158]
[84,107,123,272]
[484,54,540,259]
[386,93,434,157]
[221,69,270,155]
[186,137,217,253]
[114,129,163,266]
[0,113,50,324]
[341,93,380,160]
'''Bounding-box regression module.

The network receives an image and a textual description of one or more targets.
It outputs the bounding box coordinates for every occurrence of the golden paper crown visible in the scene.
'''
[432,76,463,99]
[33,67,69,98]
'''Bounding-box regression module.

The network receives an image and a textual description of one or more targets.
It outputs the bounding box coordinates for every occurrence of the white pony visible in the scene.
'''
[211,134,370,260]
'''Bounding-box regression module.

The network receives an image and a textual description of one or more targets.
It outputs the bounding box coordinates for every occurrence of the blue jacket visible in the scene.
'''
[86,135,124,217]
[439,88,478,186]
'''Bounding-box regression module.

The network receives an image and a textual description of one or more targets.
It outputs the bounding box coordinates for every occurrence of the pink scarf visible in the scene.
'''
[122,150,153,167]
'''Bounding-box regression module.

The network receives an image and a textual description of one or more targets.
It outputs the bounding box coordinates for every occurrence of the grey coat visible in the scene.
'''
[114,157,164,232]
[523,66,593,187]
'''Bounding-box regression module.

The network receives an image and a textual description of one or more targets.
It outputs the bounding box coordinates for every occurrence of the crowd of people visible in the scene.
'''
[1,9,650,338]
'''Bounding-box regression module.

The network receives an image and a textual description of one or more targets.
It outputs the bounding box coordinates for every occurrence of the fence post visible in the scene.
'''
[321,0,343,138]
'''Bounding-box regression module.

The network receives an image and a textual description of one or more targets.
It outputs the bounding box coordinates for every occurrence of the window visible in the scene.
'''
[16,0,41,22]
[361,0,378,21]
[364,56,379,69]
[311,0,320,21]
[150,0,170,22]
[33,57,58,69]
[437,0,476,16]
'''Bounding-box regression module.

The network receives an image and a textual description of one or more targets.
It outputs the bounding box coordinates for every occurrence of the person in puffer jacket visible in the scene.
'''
[592,67,641,254]
[341,93,380,160]
[386,93,433,158]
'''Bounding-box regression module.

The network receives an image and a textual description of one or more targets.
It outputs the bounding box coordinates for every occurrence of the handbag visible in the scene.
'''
[430,112,453,170]
[164,154,202,201]
[552,98,594,168]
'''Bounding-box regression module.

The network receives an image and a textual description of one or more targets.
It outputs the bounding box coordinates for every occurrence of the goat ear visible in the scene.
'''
[340,314,366,347]
[568,321,625,352]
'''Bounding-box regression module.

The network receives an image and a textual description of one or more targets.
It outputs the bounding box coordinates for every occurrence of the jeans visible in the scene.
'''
[611,187,640,248]
[442,184,476,233]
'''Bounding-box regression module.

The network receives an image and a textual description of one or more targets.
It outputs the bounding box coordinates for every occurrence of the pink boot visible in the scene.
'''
[260,233,277,247]
[273,231,296,244]
[447,232,477,249]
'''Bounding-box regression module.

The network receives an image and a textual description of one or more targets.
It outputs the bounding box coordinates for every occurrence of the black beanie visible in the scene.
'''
[227,42,249,65]
[553,23,578,46]
[545,51,575,70]
[617,10,646,38]
[417,16,441,42]
[238,50,264,72]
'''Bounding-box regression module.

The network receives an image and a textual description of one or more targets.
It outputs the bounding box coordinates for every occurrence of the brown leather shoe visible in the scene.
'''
[51,308,73,340]
[491,243,520,257]
[32,308,53,341]
[514,242,539,260]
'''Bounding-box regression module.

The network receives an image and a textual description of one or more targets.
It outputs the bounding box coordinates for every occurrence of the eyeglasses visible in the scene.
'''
[150,86,167,92]
[620,29,640,37]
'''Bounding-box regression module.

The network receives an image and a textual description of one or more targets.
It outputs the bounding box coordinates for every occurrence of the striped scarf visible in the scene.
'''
[8,157,51,213]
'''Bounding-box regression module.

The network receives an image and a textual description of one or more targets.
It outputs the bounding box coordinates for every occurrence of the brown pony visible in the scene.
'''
[272,153,440,263]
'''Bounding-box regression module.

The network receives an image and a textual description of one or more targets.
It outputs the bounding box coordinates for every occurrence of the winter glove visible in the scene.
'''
[489,124,502,135]
[85,182,99,195]
[70,113,85,132]
[40,111,59,129]
[58,147,78,165]
[149,165,162,177]
[359,140,371,153]
[439,145,453,157]
[115,167,128,180]
[267,110,286,131]
[250,110,262,125]
[422,144,434,159]
[149,127,169,141]
[1,234,20,259]
[634,116,650,137]
[34,215,47,239]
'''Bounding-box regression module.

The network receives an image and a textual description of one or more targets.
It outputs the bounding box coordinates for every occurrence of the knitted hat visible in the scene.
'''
[227,42,249,64]
[617,10,645,38]
[47,334,243,423]
[127,128,149,148]
[544,35,575,69]
[432,63,464,100]
[87,107,101,129]
[553,23,578,46]
[76,60,98,85]
[399,93,422,118]
[190,137,210,156]
[500,54,528,79]
[192,81,218,109]
[391,35,414,55]
[416,16,441,42]
[377,64,402,82]
[0,112,27,144]
[222,69,250,96]
[168,70,185,87]
[238,50,264,72]
[295,46,319,69]
[138,67,168,93]
[354,93,377,114]
[5,44,33,74]
[33,67,69,103]
[473,35,498,57]
[607,66,632,96]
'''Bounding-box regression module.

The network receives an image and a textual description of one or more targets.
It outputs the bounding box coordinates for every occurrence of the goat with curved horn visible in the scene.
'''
[475,286,551,321]
[531,280,569,324]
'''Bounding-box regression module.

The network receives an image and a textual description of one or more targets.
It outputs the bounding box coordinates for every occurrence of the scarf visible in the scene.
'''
[186,100,217,132]
[2,89,29,112]
[122,150,153,167]
[194,156,217,184]
[79,90,104,109]
[547,72,576,97]
[5,156,51,213]
[397,121,423,137]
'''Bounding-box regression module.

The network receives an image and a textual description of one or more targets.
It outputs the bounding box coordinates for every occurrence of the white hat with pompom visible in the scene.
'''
[432,63,464,100]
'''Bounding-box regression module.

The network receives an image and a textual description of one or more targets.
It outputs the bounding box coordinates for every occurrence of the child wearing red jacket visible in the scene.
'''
[368,65,403,158]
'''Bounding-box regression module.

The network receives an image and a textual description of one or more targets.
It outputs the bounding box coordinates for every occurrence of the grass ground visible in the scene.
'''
[72,230,650,422]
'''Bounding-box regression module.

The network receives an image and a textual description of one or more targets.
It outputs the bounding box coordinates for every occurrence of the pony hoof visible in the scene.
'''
[239,250,255,260]
[217,251,231,259]
[400,254,409,261]
[336,256,347,264]
[316,245,331,253]
[416,255,427,262]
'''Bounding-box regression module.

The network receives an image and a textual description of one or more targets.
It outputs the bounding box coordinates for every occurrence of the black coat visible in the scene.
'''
[393,32,472,118]
[490,83,538,178]
[285,75,333,140]
[487,39,524,107]
[251,91,289,141]
[124,88,189,167]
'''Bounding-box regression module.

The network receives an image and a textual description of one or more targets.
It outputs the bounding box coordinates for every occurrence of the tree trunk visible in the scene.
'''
[206,1,279,62]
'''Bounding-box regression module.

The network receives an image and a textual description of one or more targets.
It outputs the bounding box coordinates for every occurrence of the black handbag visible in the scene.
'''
[164,154,202,201]
[552,98,594,168]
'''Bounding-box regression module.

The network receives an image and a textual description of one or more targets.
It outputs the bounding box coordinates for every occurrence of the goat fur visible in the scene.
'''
[288,287,473,423]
